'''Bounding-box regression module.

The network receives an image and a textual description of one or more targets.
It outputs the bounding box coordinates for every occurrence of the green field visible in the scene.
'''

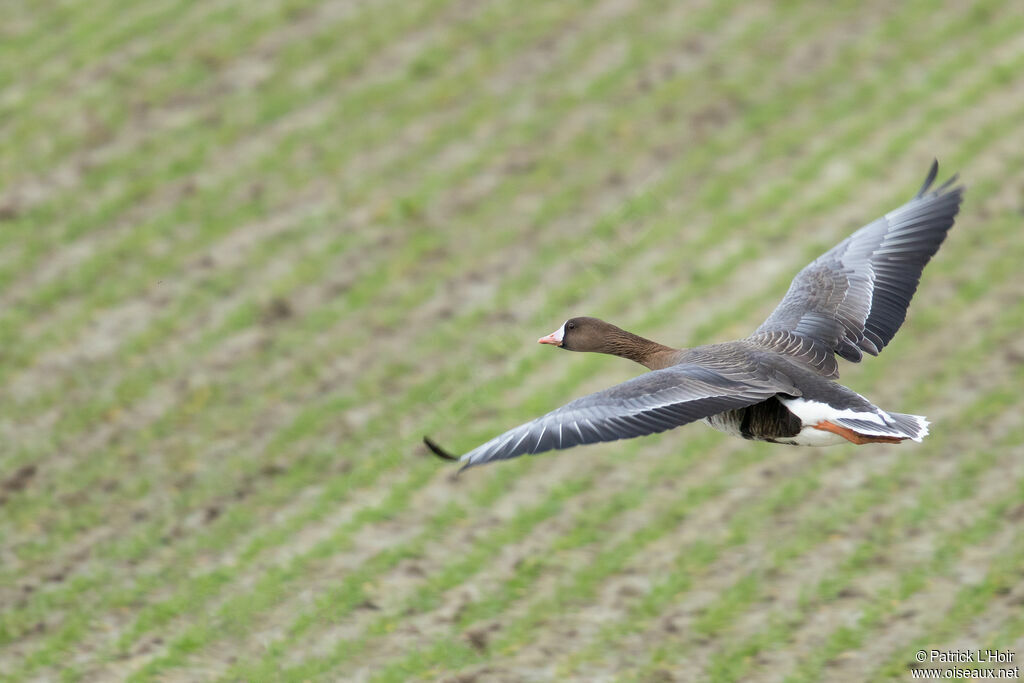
[2,0,1024,680]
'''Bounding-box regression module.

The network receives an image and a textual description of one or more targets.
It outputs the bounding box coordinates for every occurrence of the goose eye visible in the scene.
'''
[567,322,575,329]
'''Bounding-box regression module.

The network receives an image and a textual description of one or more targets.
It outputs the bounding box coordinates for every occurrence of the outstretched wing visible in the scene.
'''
[425,360,799,471]
[749,160,964,378]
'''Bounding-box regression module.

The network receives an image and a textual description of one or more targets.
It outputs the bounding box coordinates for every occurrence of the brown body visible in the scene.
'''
[429,163,958,470]
[546,317,916,445]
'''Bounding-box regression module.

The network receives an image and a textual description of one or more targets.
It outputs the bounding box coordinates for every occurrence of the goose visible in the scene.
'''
[426,161,963,472]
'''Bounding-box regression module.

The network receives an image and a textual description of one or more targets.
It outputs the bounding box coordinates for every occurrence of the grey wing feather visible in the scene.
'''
[750,160,964,378]
[454,361,798,471]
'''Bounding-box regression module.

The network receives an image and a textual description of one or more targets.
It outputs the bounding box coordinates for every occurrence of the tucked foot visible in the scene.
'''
[813,420,905,445]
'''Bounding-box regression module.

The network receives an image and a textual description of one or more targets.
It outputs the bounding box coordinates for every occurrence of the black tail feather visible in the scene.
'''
[423,436,459,461]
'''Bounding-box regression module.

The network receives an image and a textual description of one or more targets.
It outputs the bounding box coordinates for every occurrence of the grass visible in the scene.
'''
[2,0,1023,680]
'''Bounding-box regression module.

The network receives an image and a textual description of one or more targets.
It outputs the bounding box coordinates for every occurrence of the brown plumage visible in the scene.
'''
[426,161,963,471]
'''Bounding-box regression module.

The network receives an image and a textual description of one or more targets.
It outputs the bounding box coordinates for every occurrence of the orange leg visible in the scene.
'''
[813,420,904,445]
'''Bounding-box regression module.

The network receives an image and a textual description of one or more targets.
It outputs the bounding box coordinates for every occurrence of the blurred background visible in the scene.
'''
[2,0,1023,680]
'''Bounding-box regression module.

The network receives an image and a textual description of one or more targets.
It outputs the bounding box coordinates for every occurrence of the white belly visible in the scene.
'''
[777,425,848,447]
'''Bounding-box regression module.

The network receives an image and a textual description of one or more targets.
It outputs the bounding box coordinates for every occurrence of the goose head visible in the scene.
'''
[538,317,629,352]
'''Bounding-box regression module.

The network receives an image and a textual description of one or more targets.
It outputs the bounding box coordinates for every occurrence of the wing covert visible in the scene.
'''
[750,160,963,378]
[437,360,797,471]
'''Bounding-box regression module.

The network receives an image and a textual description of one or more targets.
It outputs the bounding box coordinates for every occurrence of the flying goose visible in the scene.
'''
[426,161,963,471]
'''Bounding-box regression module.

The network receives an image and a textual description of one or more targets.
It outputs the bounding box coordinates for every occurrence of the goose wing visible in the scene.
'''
[425,358,798,471]
[750,160,964,378]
